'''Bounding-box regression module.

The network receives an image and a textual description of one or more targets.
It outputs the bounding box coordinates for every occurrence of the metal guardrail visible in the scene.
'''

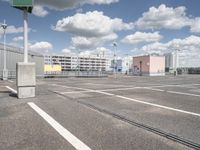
[44,71,108,78]
[0,70,16,79]
[0,71,108,79]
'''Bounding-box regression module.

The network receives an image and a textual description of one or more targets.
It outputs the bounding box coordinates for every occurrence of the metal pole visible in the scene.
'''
[2,20,8,80]
[23,10,28,63]
[114,44,117,78]
[3,20,7,72]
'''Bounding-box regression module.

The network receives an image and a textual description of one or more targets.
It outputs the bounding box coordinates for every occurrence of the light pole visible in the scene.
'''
[23,10,28,63]
[113,42,117,78]
[1,20,8,80]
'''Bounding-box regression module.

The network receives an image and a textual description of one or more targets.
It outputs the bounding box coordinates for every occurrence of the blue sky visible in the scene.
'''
[1,0,200,65]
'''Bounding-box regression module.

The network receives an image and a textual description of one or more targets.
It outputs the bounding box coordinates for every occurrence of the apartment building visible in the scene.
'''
[44,55,108,71]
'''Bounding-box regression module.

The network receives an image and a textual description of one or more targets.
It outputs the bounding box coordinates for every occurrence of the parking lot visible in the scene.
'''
[0,75,200,150]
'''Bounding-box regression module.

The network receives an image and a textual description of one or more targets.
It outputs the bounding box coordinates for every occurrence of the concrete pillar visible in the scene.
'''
[16,62,36,99]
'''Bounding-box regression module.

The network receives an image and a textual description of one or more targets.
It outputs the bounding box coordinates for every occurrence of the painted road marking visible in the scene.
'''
[114,95,200,117]
[28,102,91,150]
[52,83,200,98]
[51,84,93,91]
[100,84,187,92]
[167,91,200,97]
[5,86,17,94]
[86,83,131,87]
[144,88,200,98]
[8,80,14,83]
[144,88,165,92]
[57,90,96,94]
[56,85,200,117]
[51,83,200,93]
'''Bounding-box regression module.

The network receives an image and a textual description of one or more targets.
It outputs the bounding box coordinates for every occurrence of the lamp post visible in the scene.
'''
[1,20,8,80]
[23,9,28,63]
[113,42,117,78]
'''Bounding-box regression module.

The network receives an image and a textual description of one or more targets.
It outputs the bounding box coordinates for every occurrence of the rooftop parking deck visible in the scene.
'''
[0,75,200,150]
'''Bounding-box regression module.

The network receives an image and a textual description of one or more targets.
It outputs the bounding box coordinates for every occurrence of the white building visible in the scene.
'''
[44,55,109,71]
[164,52,178,72]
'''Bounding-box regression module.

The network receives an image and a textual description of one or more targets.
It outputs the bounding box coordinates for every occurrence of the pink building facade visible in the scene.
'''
[133,55,165,76]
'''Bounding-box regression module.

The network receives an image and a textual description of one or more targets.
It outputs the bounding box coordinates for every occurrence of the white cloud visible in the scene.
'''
[34,0,119,10]
[121,31,162,44]
[190,17,200,33]
[2,0,118,17]
[54,11,133,37]
[136,35,200,67]
[139,35,200,54]
[0,25,23,35]
[13,36,23,42]
[79,47,112,57]
[140,42,167,55]
[71,33,117,49]
[54,11,133,49]
[62,48,72,54]
[32,6,49,17]
[29,41,53,53]
[61,46,112,58]
[135,4,191,30]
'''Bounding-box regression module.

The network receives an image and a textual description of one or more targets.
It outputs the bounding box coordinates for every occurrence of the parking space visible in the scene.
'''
[1,75,200,149]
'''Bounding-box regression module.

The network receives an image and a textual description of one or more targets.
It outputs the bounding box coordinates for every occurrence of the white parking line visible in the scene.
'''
[167,91,200,97]
[51,84,93,91]
[144,87,200,98]
[56,90,93,94]
[55,85,200,118]
[100,84,187,92]
[52,83,200,92]
[144,88,165,92]
[8,80,14,83]
[28,102,91,150]
[5,86,17,94]
[115,95,200,117]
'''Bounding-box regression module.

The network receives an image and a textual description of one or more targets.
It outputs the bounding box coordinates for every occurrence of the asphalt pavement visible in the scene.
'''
[0,75,200,150]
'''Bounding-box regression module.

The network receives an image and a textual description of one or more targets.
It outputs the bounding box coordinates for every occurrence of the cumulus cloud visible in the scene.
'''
[190,17,200,33]
[34,0,119,10]
[32,6,49,17]
[0,25,23,35]
[62,48,72,54]
[71,33,117,49]
[54,11,133,49]
[136,35,200,67]
[79,47,112,57]
[135,4,191,30]
[54,11,133,37]
[121,32,162,44]
[29,41,53,53]
[2,0,118,17]
[13,36,23,42]
[61,46,112,58]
